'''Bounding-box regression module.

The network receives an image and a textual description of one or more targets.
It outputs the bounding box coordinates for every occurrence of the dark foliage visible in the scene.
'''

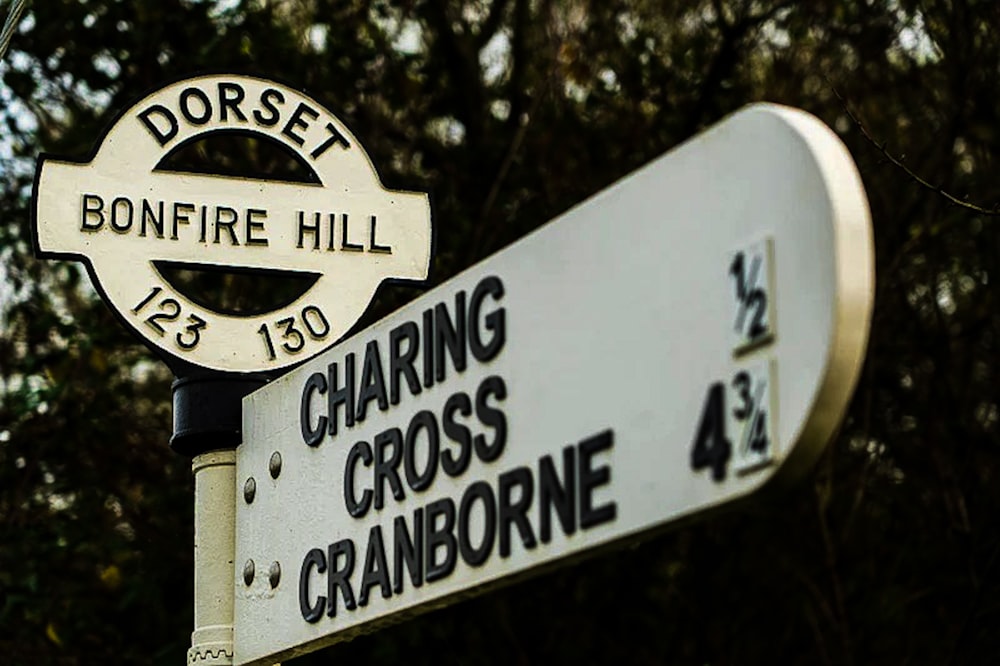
[2,1,1000,664]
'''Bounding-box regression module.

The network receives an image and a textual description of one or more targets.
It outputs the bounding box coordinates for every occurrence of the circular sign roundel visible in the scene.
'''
[32,74,432,374]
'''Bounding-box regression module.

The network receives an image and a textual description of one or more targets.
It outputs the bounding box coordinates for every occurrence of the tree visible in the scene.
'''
[2,0,1000,663]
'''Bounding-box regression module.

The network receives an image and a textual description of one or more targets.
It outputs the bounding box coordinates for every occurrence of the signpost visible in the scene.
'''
[233,104,874,665]
[30,83,874,664]
[30,74,435,664]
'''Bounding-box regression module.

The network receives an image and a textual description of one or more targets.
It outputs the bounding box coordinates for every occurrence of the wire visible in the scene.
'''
[0,0,27,63]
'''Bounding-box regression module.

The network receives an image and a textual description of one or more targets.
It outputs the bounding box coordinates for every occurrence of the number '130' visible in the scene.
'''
[257,306,331,360]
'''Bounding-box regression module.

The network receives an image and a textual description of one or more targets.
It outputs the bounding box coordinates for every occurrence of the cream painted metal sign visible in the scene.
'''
[32,74,432,373]
[234,104,874,665]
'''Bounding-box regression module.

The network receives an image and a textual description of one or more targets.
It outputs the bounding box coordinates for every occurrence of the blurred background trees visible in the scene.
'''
[2,0,1000,663]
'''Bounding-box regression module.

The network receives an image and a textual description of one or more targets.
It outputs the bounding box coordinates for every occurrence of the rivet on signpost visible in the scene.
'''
[243,478,256,505]
[243,560,255,587]
[30,74,433,666]
[268,562,281,589]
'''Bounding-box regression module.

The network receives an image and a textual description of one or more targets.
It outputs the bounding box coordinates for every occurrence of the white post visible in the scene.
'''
[188,450,236,665]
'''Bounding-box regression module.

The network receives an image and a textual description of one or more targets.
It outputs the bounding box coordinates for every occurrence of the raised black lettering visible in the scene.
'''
[424,498,457,583]
[179,87,213,125]
[458,481,497,567]
[404,410,438,492]
[218,81,248,122]
[140,199,164,238]
[434,292,466,382]
[393,510,424,594]
[213,206,239,245]
[137,104,178,146]
[578,430,617,529]
[539,446,577,543]
[340,214,363,251]
[357,525,391,606]
[310,121,351,159]
[300,371,327,447]
[474,375,507,462]
[369,215,391,253]
[498,467,537,557]
[282,102,319,146]
[422,309,434,389]
[81,193,104,231]
[469,276,506,361]
[344,441,373,518]
[373,427,405,510]
[327,354,356,437]
[388,321,422,405]
[296,211,320,249]
[198,205,208,242]
[110,197,134,233]
[172,202,194,240]
[299,548,326,623]
[246,208,268,246]
[253,88,285,126]
[326,539,357,617]
[441,392,473,477]
[357,340,388,421]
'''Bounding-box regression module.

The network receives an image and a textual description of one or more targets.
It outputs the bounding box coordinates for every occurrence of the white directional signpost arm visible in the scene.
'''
[233,103,874,665]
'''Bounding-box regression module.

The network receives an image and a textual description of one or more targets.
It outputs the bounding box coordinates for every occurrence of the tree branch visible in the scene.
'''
[831,83,1000,216]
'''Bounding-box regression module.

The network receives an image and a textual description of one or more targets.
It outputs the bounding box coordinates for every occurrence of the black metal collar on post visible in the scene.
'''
[170,372,272,456]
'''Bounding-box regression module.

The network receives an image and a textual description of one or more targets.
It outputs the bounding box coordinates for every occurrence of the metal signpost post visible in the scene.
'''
[233,105,873,664]
[30,73,873,666]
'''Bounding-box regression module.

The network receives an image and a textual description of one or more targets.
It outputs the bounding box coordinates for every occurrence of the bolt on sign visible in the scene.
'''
[233,104,875,665]
[31,74,432,373]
